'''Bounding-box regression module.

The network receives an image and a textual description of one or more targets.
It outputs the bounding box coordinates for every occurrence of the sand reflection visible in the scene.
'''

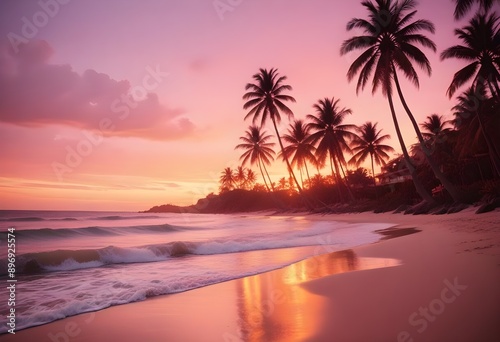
[234,249,400,341]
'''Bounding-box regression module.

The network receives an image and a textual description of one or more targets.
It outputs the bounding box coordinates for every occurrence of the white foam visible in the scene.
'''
[44,258,104,272]
[99,246,167,264]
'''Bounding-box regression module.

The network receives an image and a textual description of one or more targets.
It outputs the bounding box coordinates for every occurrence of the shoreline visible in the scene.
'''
[3,209,499,341]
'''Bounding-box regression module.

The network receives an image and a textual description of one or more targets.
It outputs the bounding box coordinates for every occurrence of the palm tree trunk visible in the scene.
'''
[393,68,464,203]
[338,158,355,201]
[370,153,377,187]
[299,166,304,188]
[329,154,343,200]
[271,118,306,197]
[387,92,436,204]
[329,155,335,178]
[304,162,311,187]
[261,161,274,191]
[332,153,347,202]
[257,158,271,192]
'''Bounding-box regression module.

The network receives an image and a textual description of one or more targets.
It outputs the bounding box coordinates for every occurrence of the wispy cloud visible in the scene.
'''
[0,177,179,192]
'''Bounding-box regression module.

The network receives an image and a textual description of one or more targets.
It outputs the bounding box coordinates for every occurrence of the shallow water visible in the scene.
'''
[0,210,394,333]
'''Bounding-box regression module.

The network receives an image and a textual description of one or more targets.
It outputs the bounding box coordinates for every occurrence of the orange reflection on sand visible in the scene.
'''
[234,250,400,341]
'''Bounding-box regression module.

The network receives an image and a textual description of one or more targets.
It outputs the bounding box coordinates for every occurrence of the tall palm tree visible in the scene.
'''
[307,97,356,199]
[349,122,395,183]
[453,0,500,20]
[280,120,317,187]
[441,12,500,99]
[219,167,236,192]
[242,68,304,195]
[341,0,461,204]
[235,125,276,192]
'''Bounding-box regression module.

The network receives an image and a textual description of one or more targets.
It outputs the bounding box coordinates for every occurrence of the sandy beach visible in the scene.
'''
[3,208,500,342]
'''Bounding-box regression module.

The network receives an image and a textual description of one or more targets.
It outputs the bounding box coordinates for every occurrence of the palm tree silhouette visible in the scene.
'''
[280,120,317,188]
[219,167,236,192]
[441,12,500,99]
[242,68,304,194]
[452,87,500,176]
[453,0,499,20]
[235,125,276,192]
[307,97,356,199]
[413,114,455,172]
[245,169,257,189]
[349,122,395,183]
[341,0,460,203]
[235,166,247,189]
[421,114,453,145]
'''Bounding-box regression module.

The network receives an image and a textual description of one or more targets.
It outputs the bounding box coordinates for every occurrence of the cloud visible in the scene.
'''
[0,179,175,192]
[155,181,181,188]
[0,40,195,140]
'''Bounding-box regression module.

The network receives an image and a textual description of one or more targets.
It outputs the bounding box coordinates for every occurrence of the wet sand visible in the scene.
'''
[3,208,500,342]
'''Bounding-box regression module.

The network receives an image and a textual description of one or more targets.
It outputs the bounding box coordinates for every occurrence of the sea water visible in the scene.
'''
[0,210,393,333]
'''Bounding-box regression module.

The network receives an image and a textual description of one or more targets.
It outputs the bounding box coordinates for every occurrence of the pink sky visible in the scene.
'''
[0,0,484,211]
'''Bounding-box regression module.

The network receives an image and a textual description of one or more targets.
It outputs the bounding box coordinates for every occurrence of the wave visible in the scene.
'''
[0,217,46,222]
[1,227,341,275]
[93,215,161,220]
[0,216,79,222]
[0,243,191,275]
[0,214,162,223]
[12,223,187,240]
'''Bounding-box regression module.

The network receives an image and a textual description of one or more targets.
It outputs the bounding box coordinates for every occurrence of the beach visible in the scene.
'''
[3,208,500,342]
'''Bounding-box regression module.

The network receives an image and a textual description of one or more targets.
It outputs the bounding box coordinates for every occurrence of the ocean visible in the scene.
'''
[0,210,393,333]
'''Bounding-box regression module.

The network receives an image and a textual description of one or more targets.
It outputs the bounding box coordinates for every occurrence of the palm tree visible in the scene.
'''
[219,167,236,192]
[349,122,395,183]
[307,97,356,200]
[452,87,500,176]
[453,0,500,20]
[246,169,257,189]
[280,120,317,187]
[421,114,453,146]
[441,13,500,99]
[242,68,304,195]
[341,0,461,204]
[415,114,456,175]
[235,166,247,189]
[235,125,276,192]
[277,177,288,191]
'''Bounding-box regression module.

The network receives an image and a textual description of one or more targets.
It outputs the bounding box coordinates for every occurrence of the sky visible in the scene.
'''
[0,0,490,211]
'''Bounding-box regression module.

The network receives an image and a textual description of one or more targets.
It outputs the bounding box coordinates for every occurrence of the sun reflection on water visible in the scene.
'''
[234,249,400,341]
